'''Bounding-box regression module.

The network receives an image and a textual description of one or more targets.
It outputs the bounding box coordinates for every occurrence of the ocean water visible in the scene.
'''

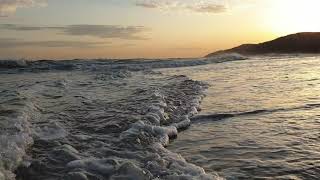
[162,55,320,180]
[0,54,319,180]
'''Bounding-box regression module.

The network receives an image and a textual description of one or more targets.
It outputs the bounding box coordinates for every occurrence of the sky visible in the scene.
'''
[0,0,320,59]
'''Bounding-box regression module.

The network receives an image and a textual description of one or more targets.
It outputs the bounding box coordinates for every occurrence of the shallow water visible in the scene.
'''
[1,55,320,180]
[163,56,320,179]
[1,56,245,180]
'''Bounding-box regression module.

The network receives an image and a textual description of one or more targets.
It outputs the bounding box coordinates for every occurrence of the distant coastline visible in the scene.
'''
[206,32,320,57]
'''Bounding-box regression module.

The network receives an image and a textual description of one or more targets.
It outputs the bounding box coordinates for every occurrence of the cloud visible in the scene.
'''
[0,38,108,48]
[0,23,43,30]
[0,0,46,17]
[54,25,149,40]
[135,0,228,13]
[189,4,227,13]
[135,1,158,8]
[0,24,149,40]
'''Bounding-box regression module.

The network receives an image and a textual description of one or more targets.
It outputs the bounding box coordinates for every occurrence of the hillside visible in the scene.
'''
[206,32,320,57]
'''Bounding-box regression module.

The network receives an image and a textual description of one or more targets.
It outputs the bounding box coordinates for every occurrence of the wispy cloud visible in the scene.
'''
[0,0,46,17]
[55,25,149,40]
[0,38,108,48]
[0,24,149,40]
[189,4,227,13]
[135,0,228,13]
[135,1,159,8]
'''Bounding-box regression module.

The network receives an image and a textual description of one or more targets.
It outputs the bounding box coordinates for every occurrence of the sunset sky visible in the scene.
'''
[0,0,320,59]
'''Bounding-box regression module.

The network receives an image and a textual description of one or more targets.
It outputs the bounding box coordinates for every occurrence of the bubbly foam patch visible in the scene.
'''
[0,92,39,180]
[0,56,244,179]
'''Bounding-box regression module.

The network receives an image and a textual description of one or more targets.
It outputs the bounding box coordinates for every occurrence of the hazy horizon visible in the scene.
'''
[1,0,320,59]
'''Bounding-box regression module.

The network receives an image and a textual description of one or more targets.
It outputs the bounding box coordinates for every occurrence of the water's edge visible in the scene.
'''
[0,55,246,180]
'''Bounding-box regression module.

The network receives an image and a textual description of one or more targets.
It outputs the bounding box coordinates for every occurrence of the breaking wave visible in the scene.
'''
[0,55,245,180]
[0,60,28,69]
[0,53,246,72]
[0,91,40,179]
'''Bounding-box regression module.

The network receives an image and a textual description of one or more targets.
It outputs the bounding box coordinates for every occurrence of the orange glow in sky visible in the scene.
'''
[0,0,319,59]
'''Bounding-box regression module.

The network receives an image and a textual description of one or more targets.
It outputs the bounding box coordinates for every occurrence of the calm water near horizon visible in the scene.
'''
[1,55,320,180]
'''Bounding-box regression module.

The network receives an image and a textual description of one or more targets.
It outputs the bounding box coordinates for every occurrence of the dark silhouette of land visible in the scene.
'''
[206,32,320,57]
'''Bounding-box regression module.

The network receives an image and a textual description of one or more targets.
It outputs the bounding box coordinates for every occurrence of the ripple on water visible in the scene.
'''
[164,56,320,180]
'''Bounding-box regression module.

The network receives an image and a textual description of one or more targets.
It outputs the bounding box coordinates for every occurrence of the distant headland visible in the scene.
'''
[206,32,320,57]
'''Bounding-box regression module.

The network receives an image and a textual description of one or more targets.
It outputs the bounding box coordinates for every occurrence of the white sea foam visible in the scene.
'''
[34,122,67,141]
[0,94,39,180]
[0,56,244,179]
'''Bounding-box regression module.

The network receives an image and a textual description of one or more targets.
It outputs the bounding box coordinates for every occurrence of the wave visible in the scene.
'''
[0,54,247,179]
[2,70,223,179]
[57,77,221,179]
[0,60,28,69]
[0,53,247,72]
[191,103,320,122]
[0,91,40,180]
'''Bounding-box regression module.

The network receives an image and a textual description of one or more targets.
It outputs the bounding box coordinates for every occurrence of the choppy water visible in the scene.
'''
[0,55,243,180]
[1,54,320,180]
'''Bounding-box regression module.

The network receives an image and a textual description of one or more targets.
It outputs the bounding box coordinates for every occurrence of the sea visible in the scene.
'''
[0,54,320,180]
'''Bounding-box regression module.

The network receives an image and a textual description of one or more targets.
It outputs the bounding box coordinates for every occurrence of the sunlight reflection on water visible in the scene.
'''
[163,56,320,179]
